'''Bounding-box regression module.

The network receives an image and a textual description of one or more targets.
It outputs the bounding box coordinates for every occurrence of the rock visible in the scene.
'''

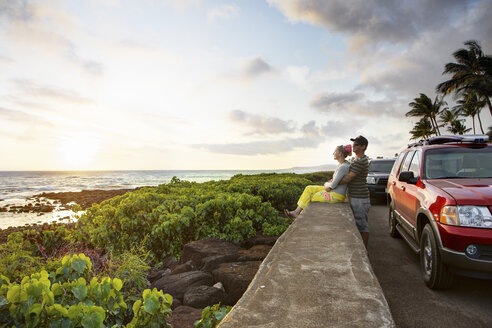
[239,233,278,248]
[183,285,227,308]
[151,271,213,300]
[200,254,240,272]
[213,261,262,304]
[172,297,182,310]
[168,306,202,328]
[213,282,225,292]
[236,244,272,261]
[147,268,171,283]
[162,255,179,270]
[172,261,195,275]
[182,239,242,268]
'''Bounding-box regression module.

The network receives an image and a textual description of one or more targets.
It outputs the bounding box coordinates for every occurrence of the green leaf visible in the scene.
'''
[132,300,141,315]
[81,311,104,328]
[6,285,21,303]
[143,295,160,314]
[72,284,88,300]
[112,278,123,291]
[71,258,87,275]
[0,295,8,306]
[29,303,42,316]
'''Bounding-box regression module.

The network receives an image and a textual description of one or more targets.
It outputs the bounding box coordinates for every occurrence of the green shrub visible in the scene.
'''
[194,303,232,328]
[0,232,41,283]
[126,288,172,328]
[0,254,173,328]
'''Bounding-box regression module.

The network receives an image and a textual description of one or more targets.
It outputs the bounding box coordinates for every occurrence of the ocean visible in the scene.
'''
[0,169,278,229]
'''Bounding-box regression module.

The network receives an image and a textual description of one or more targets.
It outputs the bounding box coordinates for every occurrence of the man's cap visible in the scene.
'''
[350,135,368,146]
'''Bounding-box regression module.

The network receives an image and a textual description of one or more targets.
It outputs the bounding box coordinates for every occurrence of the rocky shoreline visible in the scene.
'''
[0,188,138,238]
[156,235,278,328]
[0,188,279,328]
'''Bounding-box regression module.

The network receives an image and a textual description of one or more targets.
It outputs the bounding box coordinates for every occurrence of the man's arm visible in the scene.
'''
[340,170,357,184]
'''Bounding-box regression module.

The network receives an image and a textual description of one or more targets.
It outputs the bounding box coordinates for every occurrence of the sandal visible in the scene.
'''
[284,209,294,219]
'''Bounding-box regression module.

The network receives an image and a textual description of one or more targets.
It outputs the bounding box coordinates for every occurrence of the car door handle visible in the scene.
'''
[401,186,406,191]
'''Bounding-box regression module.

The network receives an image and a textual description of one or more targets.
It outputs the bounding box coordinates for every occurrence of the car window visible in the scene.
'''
[401,151,415,173]
[390,153,405,176]
[369,160,396,173]
[408,151,421,178]
[424,146,492,179]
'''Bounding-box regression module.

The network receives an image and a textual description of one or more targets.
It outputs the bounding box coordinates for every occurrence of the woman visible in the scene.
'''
[284,144,352,218]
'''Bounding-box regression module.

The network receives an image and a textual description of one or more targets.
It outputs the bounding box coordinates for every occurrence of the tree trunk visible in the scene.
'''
[477,111,485,134]
[432,117,441,135]
[486,97,492,117]
[472,115,476,134]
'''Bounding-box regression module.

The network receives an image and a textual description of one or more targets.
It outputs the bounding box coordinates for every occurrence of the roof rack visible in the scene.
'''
[407,134,489,148]
[427,134,489,145]
[407,140,425,148]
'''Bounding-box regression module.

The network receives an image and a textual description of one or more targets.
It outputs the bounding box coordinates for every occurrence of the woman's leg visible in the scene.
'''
[311,191,346,203]
[286,186,325,218]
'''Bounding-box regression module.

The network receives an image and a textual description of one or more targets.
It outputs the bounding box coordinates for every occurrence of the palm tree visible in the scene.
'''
[407,94,446,136]
[440,109,471,134]
[410,118,434,140]
[449,120,471,135]
[437,40,492,117]
[452,92,486,134]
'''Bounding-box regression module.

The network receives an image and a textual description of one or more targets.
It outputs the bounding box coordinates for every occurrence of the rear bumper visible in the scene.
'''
[440,247,492,273]
[368,185,387,197]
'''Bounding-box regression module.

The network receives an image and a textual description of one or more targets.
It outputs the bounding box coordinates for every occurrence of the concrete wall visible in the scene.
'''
[218,202,395,328]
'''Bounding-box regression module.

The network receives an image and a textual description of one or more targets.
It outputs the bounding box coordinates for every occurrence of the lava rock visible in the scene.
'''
[236,244,272,261]
[183,285,227,308]
[172,261,195,275]
[168,306,202,328]
[182,238,242,268]
[238,233,278,248]
[200,254,240,272]
[213,261,262,304]
[151,271,213,300]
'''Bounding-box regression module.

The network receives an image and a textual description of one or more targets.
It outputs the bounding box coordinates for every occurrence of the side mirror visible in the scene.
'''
[398,171,418,184]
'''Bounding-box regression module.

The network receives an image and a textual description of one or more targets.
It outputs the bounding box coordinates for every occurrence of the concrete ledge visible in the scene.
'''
[218,202,395,328]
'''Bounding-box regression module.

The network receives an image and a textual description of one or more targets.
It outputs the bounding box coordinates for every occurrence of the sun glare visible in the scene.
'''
[58,133,99,170]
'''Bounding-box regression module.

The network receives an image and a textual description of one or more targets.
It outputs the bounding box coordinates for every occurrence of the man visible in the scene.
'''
[340,135,370,248]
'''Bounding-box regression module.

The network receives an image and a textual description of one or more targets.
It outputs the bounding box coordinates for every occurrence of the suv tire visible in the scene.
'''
[420,224,454,289]
[388,201,400,238]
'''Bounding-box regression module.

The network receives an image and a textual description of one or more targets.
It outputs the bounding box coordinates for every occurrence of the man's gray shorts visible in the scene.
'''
[349,197,371,233]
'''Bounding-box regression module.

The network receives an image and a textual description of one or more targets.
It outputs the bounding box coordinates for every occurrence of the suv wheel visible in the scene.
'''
[388,201,400,238]
[420,224,454,289]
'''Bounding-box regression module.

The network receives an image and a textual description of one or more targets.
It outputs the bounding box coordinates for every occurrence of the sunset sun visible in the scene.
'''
[58,133,98,170]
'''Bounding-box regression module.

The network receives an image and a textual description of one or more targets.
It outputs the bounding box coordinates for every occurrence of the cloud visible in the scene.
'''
[0,0,33,22]
[0,106,42,122]
[267,0,471,47]
[207,4,240,22]
[193,119,358,155]
[228,110,295,135]
[309,90,407,118]
[310,91,364,110]
[2,1,104,75]
[9,79,95,105]
[240,57,274,77]
[193,136,323,155]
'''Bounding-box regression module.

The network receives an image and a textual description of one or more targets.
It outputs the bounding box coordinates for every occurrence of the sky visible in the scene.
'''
[0,0,491,171]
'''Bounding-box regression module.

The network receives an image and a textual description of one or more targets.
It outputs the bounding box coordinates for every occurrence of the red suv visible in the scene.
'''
[387,135,492,289]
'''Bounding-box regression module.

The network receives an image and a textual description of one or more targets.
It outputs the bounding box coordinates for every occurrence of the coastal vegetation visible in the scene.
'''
[407,40,492,139]
[0,171,332,327]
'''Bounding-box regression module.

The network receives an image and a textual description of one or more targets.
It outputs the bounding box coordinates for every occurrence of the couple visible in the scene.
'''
[284,135,371,247]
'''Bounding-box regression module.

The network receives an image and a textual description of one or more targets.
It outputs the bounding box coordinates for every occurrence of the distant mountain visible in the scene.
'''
[278,163,337,174]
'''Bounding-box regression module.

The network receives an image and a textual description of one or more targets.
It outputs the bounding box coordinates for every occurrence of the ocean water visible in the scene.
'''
[0,170,276,229]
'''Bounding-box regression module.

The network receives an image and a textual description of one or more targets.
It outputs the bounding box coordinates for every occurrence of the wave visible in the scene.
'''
[36,186,55,191]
